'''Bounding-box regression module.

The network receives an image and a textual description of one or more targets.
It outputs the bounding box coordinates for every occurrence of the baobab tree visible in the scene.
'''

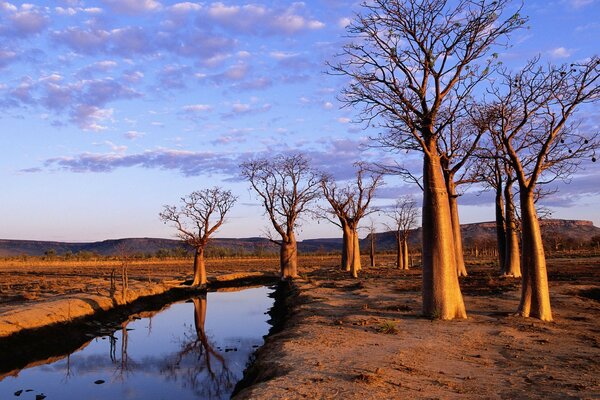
[241,154,320,279]
[331,0,525,319]
[160,188,237,287]
[438,110,487,277]
[485,57,600,321]
[321,164,383,278]
[474,133,521,278]
[387,196,419,270]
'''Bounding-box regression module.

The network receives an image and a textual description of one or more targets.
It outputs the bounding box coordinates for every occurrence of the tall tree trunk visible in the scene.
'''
[402,238,409,270]
[192,247,207,287]
[447,179,467,277]
[341,224,353,271]
[350,229,361,278]
[504,181,521,278]
[494,184,507,274]
[370,233,375,267]
[280,235,298,279]
[422,143,466,320]
[517,189,552,321]
[396,232,403,269]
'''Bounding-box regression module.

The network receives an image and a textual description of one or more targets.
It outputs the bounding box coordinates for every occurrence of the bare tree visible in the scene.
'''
[387,196,419,270]
[160,188,237,287]
[367,219,377,268]
[240,154,320,279]
[484,57,600,321]
[473,131,521,278]
[438,110,487,277]
[331,0,525,319]
[321,164,383,278]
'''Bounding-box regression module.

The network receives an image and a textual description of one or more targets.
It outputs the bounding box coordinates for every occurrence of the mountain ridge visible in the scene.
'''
[1,219,598,257]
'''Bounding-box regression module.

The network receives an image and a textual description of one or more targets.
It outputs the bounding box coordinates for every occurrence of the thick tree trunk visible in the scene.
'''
[280,236,298,279]
[192,247,207,287]
[422,143,466,319]
[350,229,361,278]
[402,238,409,270]
[494,185,507,274]
[396,233,403,269]
[504,181,521,278]
[517,190,552,321]
[447,179,467,277]
[341,224,352,271]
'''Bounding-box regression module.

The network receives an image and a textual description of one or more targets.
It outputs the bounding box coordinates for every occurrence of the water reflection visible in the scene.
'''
[0,286,274,400]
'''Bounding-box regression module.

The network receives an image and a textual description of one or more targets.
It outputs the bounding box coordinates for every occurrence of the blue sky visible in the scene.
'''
[1,0,599,242]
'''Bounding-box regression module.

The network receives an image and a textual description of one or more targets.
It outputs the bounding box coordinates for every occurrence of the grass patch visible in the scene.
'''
[376,320,399,334]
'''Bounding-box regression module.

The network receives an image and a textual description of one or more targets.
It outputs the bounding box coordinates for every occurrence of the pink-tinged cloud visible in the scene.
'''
[26,139,377,181]
[40,148,241,176]
[69,105,114,131]
[204,2,325,35]
[52,27,110,54]
[101,0,161,15]
[0,48,17,68]
[0,4,49,37]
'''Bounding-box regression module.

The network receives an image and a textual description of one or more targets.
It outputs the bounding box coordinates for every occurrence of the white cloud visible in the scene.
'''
[183,104,212,112]
[338,17,351,28]
[549,47,572,58]
[169,2,202,13]
[125,130,145,139]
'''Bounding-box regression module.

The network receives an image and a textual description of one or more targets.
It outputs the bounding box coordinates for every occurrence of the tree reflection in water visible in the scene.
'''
[161,295,234,399]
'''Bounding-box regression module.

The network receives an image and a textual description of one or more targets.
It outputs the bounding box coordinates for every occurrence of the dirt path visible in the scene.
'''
[235,260,600,399]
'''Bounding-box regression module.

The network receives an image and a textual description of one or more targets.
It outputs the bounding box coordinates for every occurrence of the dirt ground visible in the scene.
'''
[235,256,600,400]
[1,254,599,399]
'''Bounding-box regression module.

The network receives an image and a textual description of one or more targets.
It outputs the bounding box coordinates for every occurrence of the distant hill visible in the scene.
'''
[0,236,342,257]
[367,219,600,251]
[0,219,597,257]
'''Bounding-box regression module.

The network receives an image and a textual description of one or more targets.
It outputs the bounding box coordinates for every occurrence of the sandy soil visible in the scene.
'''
[235,257,600,400]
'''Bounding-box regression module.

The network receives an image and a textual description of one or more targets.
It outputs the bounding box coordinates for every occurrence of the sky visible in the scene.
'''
[0,0,599,242]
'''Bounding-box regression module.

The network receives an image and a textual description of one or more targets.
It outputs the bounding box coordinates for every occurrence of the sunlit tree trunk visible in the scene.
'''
[494,185,507,274]
[396,232,403,269]
[402,239,409,271]
[192,247,207,287]
[504,181,521,278]
[517,189,552,321]
[351,229,361,278]
[280,234,298,279]
[446,178,467,277]
[341,224,353,271]
[422,142,466,320]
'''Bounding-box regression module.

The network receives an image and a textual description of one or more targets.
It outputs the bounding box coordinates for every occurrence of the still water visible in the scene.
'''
[0,286,275,400]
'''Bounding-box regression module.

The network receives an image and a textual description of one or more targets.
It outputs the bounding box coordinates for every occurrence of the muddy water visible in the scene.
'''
[0,286,274,400]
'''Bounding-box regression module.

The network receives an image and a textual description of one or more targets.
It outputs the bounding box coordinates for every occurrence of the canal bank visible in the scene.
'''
[0,272,278,376]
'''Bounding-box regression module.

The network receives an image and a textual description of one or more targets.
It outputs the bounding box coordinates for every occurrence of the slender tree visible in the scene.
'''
[241,154,320,279]
[473,132,521,278]
[387,196,419,270]
[331,0,525,319]
[160,188,237,287]
[321,164,383,278]
[485,57,600,321]
[368,219,377,268]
